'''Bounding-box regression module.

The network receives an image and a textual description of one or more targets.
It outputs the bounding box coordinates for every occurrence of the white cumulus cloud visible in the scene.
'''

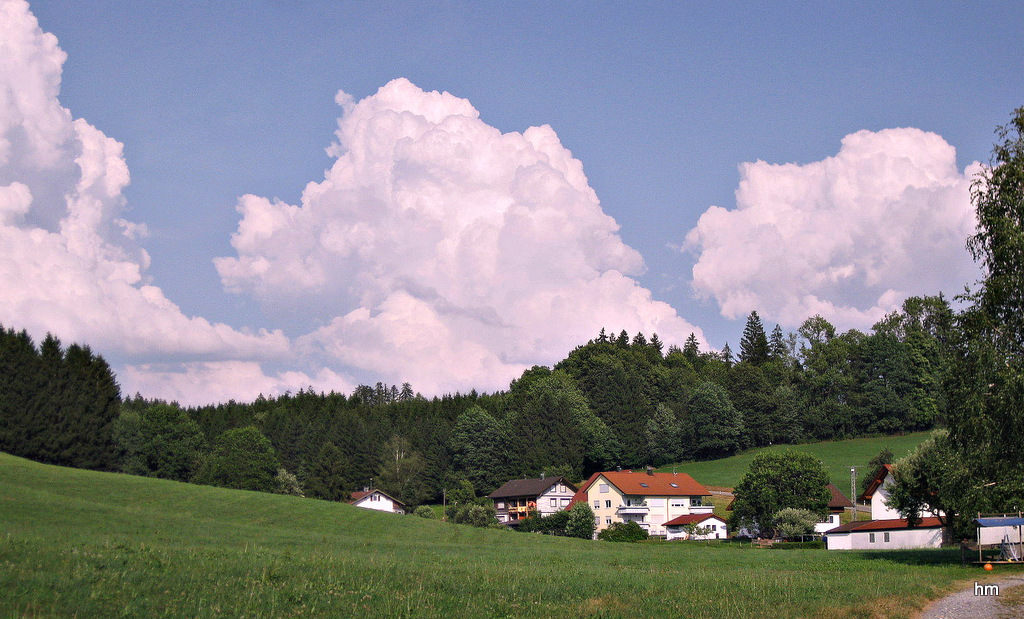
[685,128,981,329]
[0,0,288,395]
[216,78,706,393]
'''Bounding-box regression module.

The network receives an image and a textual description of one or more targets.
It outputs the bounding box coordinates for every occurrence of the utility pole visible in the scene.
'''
[850,466,859,521]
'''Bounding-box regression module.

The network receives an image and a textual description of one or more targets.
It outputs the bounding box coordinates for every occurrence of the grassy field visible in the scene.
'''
[3,452,1016,618]
[659,432,932,494]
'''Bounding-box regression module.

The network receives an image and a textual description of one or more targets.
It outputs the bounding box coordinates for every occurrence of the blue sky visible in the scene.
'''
[4,1,1022,403]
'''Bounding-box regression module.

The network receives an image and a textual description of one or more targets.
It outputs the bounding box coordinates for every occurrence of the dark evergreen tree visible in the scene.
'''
[739,311,769,366]
[304,441,350,501]
[769,324,787,360]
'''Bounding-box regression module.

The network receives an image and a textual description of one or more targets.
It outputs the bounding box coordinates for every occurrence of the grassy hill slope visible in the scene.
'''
[659,432,932,494]
[0,451,990,617]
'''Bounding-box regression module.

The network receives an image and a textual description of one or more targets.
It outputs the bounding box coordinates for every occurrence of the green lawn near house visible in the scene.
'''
[659,432,932,494]
[1,451,1009,618]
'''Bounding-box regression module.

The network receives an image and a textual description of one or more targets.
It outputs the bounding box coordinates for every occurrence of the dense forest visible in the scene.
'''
[0,296,954,507]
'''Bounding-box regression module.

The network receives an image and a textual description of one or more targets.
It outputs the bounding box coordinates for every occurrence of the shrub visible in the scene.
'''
[275,468,304,496]
[565,502,596,540]
[597,520,648,542]
[413,505,437,519]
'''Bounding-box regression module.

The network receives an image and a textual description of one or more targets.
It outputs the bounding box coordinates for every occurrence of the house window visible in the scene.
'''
[605,517,612,525]
[639,483,649,488]
[549,498,557,508]
[670,500,686,508]
[605,500,612,508]
[869,533,876,543]
[599,484,609,493]
[561,498,569,506]
[691,497,704,506]
[709,524,716,531]
[884,532,890,542]
[649,499,665,508]
[595,516,600,525]
[496,501,504,509]
[593,500,600,509]
[558,484,565,493]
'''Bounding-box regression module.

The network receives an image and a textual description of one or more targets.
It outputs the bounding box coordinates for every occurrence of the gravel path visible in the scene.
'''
[919,575,1024,619]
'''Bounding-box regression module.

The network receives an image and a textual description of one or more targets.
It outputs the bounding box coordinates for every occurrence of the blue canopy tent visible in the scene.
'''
[974,514,1024,563]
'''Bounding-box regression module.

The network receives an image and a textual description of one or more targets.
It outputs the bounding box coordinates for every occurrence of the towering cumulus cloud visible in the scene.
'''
[685,128,981,329]
[0,1,287,389]
[216,79,705,392]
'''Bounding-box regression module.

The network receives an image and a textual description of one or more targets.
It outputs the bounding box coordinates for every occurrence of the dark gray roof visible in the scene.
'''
[487,476,577,499]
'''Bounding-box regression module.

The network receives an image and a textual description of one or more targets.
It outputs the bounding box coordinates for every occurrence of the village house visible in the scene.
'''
[825,465,943,550]
[570,468,712,537]
[814,483,855,534]
[348,489,406,514]
[665,513,728,540]
[488,475,577,524]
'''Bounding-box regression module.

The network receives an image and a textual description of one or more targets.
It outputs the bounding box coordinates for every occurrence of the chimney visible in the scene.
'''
[646,466,654,476]
[616,465,621,472]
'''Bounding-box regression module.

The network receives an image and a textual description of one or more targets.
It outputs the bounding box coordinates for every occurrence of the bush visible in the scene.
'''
[773,507,819,539]
[413,505,437,519]
[565,502,596,540]
[518,510,569,535]
[597,520,648,542]
[275,468,304,496]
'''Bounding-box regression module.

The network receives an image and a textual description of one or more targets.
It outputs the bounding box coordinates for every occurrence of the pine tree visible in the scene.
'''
[721,342,734,368]
[769,324,787,360]
[739,311,769,365]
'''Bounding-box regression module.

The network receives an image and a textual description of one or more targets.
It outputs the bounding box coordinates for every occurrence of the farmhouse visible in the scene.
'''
[570,468,712,537]
[824,517,944,550]
[488,475,577,523]
[348,489,405,514]
[665,513,728,540]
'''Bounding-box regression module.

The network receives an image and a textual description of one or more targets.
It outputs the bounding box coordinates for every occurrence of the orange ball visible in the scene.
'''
[984,563,994,571]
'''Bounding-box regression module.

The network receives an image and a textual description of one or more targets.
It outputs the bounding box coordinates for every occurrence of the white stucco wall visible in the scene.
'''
[828,526,942,550]
[353,492,403,514]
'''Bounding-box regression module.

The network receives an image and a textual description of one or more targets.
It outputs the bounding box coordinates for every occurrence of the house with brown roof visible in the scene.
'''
[348,489,406,514]
[571,468,712,537]
[488,475,577,523]
[814,483,855,534]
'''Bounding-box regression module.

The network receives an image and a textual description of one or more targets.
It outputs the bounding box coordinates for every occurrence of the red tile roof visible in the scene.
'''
[859,464,893,502]
[567,472,601,509]
[826,516,943,534]
[664,513,725,527]
[583,470,709,497]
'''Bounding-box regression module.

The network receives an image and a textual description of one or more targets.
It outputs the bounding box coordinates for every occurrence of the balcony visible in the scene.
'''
[616,504,649,516]
[688,504,714,515]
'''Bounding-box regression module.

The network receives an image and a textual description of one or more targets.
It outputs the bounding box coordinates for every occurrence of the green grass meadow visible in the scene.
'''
[660,432,932,492]
[2,452,1014,618]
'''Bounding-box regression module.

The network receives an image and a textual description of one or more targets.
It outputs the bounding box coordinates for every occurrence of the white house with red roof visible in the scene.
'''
[825,465,945,550]
[859,464,901,520]
[348,489,406,514]
[665,513,728,540]
[570,468,712,537]
[825,517,944,550]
